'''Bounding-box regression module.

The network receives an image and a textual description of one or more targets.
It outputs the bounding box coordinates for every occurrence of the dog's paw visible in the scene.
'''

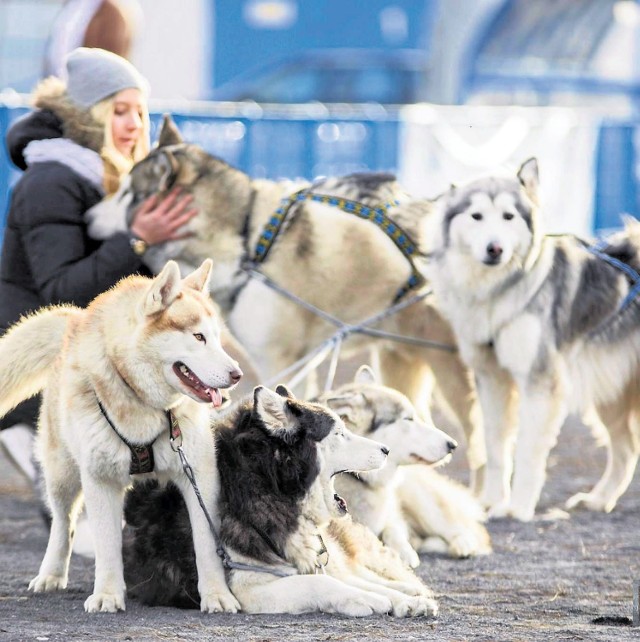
[28,574,68,592]
[486,500,511,520]
[83,591,125,613]
[398,546,420,569]
[565,492,614,513]
[407,595,439,618]
[507,504,535,522]
[448,533,486,558]
[388,595,413,618]
[200,588,240,613]
[340,593,392,617]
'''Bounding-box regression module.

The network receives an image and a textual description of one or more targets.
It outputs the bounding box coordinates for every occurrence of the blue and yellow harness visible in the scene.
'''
[249,188,425,303]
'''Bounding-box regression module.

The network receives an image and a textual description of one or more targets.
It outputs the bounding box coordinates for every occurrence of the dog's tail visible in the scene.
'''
[0,305,79,419]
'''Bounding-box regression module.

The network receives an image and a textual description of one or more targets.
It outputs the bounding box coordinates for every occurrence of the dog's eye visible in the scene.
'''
[503,212,515,221]
[471,212,483,221]
[193,333,206,344]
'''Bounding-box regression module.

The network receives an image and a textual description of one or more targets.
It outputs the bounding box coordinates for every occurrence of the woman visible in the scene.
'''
[0,47,196,484]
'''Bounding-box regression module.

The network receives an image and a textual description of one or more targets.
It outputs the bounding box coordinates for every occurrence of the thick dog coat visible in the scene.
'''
[86,115,486,491]
[0,259,242,613]
[422,158,640,520]
[123,386,438,617]
[324,366,491,566]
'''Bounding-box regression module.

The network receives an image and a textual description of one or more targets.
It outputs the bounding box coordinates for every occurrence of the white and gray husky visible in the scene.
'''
[321,365,491,566]
[421,158,640,521]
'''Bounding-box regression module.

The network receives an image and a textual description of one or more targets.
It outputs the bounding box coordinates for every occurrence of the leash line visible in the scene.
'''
[584,240,640,313]
[250,267,457,390]
[169,436,295,579]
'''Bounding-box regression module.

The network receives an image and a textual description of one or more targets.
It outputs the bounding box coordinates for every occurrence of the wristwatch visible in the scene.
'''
[129,235,148,256]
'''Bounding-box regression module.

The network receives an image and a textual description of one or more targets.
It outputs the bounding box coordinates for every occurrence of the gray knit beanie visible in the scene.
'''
[65,47,149,109]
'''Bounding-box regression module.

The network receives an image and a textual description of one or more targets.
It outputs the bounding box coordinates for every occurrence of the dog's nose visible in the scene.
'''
[229,368,243,384]
[381,446,390,456]
[447,439,458,453]
[486,242,503,259]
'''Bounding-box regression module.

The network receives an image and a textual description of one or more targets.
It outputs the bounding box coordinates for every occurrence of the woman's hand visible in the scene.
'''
[129,187,198,245]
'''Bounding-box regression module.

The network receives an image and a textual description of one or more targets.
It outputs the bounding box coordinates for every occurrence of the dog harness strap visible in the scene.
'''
[96,398,156,475]
[250,189,425,302]
[584,241,640,312]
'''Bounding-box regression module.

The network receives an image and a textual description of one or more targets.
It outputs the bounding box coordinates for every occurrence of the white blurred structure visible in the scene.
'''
[131,0,210,100]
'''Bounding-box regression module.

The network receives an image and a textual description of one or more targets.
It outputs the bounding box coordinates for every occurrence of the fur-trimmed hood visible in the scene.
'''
[6,77,104,170]
[32,77,104,152]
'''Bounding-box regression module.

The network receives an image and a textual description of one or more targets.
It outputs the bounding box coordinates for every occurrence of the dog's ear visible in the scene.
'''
[253,386,298,442]
[156,150,180,192]
[183,258,212,293]
[354,365,377,385]
[142,260,182,315]
[517,158,539,203]
[323,392,365,424]
[157,114,184,147]
[275,384,295,399]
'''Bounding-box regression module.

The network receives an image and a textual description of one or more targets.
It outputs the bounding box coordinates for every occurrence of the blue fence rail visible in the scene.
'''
[0,99,638,244]
[0,99,402,245]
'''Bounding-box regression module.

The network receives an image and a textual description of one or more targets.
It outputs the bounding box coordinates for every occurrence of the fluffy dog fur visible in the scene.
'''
[86,115,486,491]
[0,259,243,613]
[123,385,438,617]
[323,366,491,567]
[421,158,640,521]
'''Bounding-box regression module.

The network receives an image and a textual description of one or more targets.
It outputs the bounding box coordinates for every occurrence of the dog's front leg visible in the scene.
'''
[174,475,240,613]
[464,346,517,516]
[237,575,392,616]
[508,372,568,521]
[380,503,420,569]
[81,477,127,613]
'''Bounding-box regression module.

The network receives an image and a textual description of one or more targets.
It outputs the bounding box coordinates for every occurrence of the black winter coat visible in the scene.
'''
[0,109,150,428]
[1,109,150,329]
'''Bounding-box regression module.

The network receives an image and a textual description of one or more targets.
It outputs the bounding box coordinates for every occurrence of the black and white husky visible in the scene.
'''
[123,385,437,617]
[421,158,640,521]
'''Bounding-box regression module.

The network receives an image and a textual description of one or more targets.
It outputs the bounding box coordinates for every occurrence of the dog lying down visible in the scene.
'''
[324,366,492,566]
[123,385,438,617]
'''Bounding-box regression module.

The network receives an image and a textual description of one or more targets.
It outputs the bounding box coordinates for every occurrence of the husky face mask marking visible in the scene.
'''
[445,186,535,268]
[141,260,243,407]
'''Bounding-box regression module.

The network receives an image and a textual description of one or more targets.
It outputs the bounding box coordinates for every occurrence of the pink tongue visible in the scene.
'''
[209,388,222,407]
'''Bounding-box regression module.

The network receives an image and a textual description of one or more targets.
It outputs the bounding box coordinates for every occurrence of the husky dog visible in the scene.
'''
[323,366,491,567]
[421,158,640,521]
[123,385,438,617]
[0,259,243,613]
[86,115,486,490]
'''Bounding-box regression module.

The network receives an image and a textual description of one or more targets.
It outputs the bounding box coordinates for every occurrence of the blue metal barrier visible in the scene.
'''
[0,100,401,245]
[1,99,638,245]
[593,123,640,233]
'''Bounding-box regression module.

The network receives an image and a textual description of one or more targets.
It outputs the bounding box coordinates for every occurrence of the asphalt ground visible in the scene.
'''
[1,413,639,642]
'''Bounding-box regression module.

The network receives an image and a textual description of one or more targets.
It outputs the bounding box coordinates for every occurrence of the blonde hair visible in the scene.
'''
[90,94,151,194]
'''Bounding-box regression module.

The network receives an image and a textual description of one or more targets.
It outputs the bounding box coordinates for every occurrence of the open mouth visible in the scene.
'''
[410,452,452,467]
[173,362,222,407]
[334,493,348,515]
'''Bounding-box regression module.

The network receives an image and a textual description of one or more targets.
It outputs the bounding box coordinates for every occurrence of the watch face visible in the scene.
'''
[131,238,147,256]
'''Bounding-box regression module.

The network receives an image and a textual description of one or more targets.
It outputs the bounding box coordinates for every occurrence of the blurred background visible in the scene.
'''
[1,0,639,242]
